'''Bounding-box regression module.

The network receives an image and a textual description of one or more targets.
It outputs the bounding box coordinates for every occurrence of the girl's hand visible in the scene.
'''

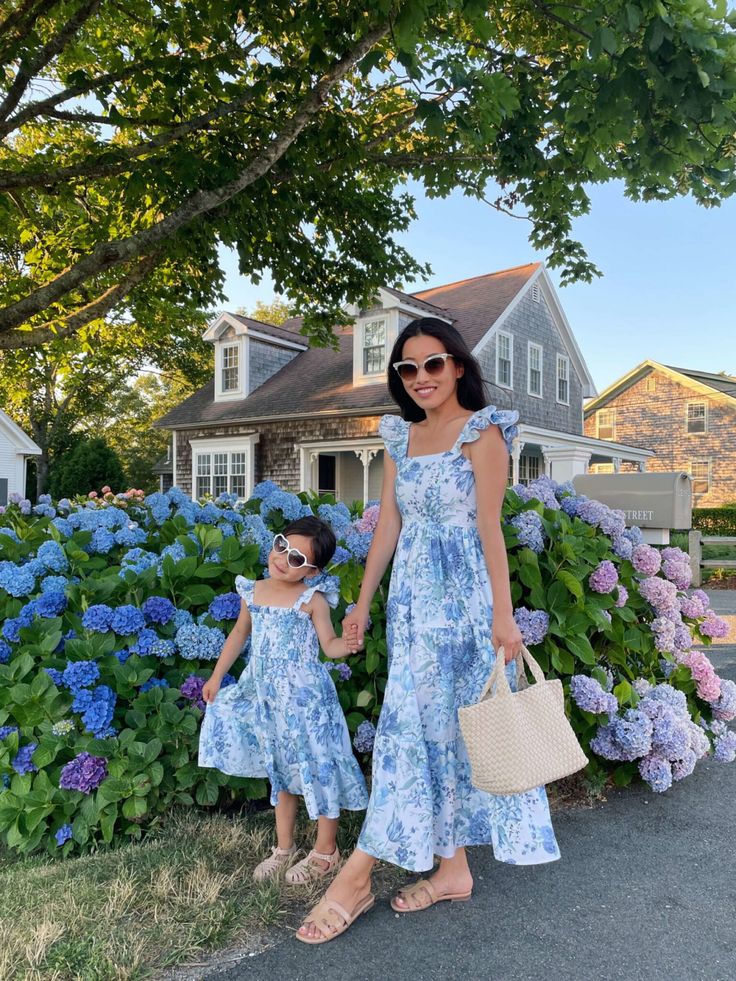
[202,676,221,704]
[342,607,368,651]
[492,614,523,663]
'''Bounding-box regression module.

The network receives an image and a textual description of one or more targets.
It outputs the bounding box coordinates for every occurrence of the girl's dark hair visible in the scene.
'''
[282,516,336,569]
[387,317,488,421]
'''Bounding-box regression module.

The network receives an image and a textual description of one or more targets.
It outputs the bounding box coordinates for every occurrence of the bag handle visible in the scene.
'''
[478,644,546,701]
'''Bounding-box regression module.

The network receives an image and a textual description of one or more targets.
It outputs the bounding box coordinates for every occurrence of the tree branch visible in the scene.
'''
[0,252,160,350]
[0,90,261,190]
[0,19,392,336]
[0,0,60,61]
[0,0,103,125]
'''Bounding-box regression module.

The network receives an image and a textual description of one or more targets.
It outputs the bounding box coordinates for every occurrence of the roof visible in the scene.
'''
[584,360,736,416]
[228,314,307,345]
[151,453,173,474]
[156,262,575,430]
[381,285,449,317]
[0,408,42,455]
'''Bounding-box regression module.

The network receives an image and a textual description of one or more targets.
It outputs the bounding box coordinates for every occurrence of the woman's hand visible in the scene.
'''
[342,606,369,651]
[202,676,221,704]
[492,614,523,663]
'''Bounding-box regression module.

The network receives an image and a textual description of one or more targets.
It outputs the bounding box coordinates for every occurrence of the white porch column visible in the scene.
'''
[354,448,379,503]
[540,446,592,482]
[638,460,647,472]
[541,444,555,478]
[612,456,623,473]
[511,436,525,485]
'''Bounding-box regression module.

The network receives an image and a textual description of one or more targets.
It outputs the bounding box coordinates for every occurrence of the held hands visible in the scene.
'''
[492,614,523,664]
[202,676,221,704]
[342,606,369,652]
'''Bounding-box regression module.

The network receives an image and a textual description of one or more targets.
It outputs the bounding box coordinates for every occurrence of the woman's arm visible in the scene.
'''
[344,453,402,646]
[469,425,523,662]
[202,600,252,702]
[310,593,356,659]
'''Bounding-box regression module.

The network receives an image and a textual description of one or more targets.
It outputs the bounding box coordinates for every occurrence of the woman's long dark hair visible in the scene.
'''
[387,317,488,422]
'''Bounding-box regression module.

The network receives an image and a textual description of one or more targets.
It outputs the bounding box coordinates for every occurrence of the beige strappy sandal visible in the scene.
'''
[285,845,341,885]
[252,844,297,882]
[295,892,375,945]
[390,877,472,912]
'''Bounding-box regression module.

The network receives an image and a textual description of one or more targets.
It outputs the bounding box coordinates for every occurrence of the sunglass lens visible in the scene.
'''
[425,356,448,375]
[274,536,287,553]
[397,363,418,381]
[287,552,306,568]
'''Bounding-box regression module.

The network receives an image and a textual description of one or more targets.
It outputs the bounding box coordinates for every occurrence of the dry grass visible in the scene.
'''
[0,806,386,981]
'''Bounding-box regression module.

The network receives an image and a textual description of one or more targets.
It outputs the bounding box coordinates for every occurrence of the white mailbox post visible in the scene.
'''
[572,472,693,546]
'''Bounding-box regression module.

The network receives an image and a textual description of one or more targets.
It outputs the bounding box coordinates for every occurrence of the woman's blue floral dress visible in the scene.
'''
[357,406,560,872]
[198,577,368,818]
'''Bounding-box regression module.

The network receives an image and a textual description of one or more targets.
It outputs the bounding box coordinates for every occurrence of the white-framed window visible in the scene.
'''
[690,459,710,496]
[221,344,239,392]
[496,331,513,389]
[597,408,616,440]
[645,376,656,393]
[556,354,569,404]
[362,318,386,375]
[528,342,543,397]
[686,401,707,434]
[589,463,615,474]
[190,435,259,501]
[519,454,540,484]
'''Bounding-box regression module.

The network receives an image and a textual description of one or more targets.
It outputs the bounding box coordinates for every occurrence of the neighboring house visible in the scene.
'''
[0,409,41,505]
[583,361,736,507]
[156,263,652,503]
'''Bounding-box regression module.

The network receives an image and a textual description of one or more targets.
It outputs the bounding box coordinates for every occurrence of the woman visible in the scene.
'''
[297,318,560,944]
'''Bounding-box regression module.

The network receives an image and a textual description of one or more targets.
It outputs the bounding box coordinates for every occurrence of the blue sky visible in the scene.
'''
[218,179,736,395]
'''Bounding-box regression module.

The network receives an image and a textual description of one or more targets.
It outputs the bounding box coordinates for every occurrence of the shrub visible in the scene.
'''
[48,437,126,500]
[0,477,732,856]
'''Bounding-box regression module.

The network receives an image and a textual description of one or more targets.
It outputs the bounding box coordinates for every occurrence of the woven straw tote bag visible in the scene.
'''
[458,644,588,795]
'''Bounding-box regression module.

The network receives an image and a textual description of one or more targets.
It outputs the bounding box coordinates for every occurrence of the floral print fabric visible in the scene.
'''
[198,576,368,818]
[357,406,561,871]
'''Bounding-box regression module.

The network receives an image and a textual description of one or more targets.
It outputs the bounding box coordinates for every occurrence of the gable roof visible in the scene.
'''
[584,360,736,417]
[0,408,42,455]
[202,312,308,347]
[156,262,588,429]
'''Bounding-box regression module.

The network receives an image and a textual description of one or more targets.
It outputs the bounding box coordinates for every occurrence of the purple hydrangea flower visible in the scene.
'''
[510,511,545,553]
[679,594,707,619]
[631,544,662,577]
[639,753,673,792]
[589,560,618,594]
[672,749,697,781]
[327,662,352,681]
[353,720,376,753]
[59,752,108,793]
[713,730,736,763]
[569,675,618,716]
[180,674,206,710]
[700,615,729,639]
[712,679,736,722]
[615,585,629,608]
[611,710,654,761]
[513,608,549,646]
[649,706,691,761]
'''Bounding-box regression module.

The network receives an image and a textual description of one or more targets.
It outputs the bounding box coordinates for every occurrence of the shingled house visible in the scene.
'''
[155,263,652,503]
[583,361,736,506]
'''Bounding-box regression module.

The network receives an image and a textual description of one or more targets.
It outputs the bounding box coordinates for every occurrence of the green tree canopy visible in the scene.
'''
[1,0,735,351]
[48,435,126,498]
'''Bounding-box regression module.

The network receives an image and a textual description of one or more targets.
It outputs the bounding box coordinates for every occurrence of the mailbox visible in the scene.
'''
[571,472,692,544]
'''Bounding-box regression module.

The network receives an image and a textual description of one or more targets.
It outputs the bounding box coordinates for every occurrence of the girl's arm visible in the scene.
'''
[344,453,402,646]
[202,600,252,702]
[310,593,356,659]
[469,424,523,663]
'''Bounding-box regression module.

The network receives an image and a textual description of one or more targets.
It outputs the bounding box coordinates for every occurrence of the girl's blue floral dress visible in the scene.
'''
[357,406,561,872]
[198,577,368,818]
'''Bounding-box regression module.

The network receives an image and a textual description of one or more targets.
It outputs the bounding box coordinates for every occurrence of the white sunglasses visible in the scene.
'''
[272,533,318,569]
[392,352,455,382]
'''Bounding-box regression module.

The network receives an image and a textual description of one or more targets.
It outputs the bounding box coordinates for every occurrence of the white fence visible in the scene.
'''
[688,531,736,587]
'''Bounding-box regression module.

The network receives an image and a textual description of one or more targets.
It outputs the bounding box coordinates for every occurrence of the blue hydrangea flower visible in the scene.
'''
[81,604,114,632]
[509,511,545,553]
[12,743,38,774]
[317,502,353,539]
[142,596,176,625]
[37,540,69,573]
[149,639,176,659]
[0,725,19,740]
[611,710,654,760]
[111,605,145,635]
[40,575,69,594]
[0,527,20,543]
[130,628,159,656]
[46,667,64,685]
[208,593,241,621]
[114,524,147,547]
[329,546,352,566]
[140,677,169,692]
[239,513,273,564]
[62,660,100,693]
[353,720,376,753]
[569,675,618,717]
[0,640,11,665]
[259,490,312,522]
[175,624,226,660]
[638,754,673,792]
[34,590,67,618]
[344,529,372,562]
[513,608,549,646]
[172,608,194,630]
[55,824,73,846]
[250,480,280,500]
[72,684,116,736]
[119,547,159,577]
[0,562,36,597]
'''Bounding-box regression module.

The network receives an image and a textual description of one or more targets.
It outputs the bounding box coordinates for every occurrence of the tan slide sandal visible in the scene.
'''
[390,878,472,913]
[295,893,375,945]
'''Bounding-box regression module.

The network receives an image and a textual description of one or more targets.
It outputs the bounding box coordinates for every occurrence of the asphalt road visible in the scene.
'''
[204,634,736,981]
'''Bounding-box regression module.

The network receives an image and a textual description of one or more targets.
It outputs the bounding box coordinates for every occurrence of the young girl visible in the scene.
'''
[297,317,560,944]
[198,515,368,884]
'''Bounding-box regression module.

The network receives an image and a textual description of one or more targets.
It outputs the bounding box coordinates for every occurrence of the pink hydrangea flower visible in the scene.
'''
[354,504,380,534]
[88,491,97,499]
[679,594,706,619]
[682,650,722,703]
[101,485,111,494]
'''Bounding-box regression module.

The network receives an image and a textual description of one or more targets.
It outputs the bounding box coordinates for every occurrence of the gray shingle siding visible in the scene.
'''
[476,290,583,434]
[248,339,298,393]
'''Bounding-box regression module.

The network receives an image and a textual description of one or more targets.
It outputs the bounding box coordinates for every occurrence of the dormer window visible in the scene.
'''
[363,319,386,375]
[221,344,240,392]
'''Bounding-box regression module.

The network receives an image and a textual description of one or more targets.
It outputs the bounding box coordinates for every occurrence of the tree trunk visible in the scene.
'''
[36,448,50,498]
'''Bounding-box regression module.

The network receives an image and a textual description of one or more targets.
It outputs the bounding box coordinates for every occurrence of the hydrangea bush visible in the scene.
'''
[0,475,732,856]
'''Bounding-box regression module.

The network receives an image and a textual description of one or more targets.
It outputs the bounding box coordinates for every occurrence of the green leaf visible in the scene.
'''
[556,571,583,599]
[356,689,373,708]
[122,796,148,819]
[565,634,597,666]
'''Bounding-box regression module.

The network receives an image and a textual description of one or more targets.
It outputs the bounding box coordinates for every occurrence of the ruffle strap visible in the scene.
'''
[378,414,410,462]
[294,574,341,611]
[455,405,519,454]
[234,575,256,603]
